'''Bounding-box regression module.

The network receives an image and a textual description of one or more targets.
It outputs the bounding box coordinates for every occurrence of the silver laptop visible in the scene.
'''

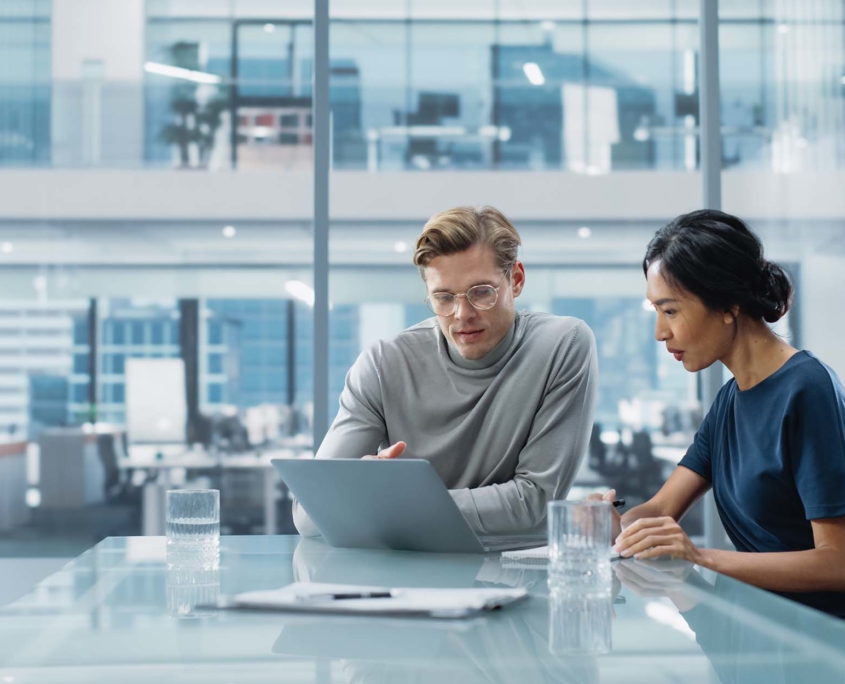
[272,458,545,554]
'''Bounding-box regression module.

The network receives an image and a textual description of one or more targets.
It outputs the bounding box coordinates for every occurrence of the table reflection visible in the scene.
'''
[614,559,845,684]
[282,537,599,683]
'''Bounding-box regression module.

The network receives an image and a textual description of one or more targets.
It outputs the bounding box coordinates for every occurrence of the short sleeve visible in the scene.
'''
[678,384,731,484]
[788,370,845,520]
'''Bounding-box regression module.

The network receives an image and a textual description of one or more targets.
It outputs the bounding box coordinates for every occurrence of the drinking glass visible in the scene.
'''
[166,489,220,568]
[547,500,612,594]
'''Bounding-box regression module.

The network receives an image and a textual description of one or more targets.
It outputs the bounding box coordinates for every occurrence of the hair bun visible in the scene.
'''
[757,261,792,323]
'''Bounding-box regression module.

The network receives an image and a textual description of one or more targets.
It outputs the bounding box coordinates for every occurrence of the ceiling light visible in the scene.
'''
[633,125,650,142]
[222,225,237,238]
[1,242,13,254]
[577,226,592,239]
[777,24,790,34]
[393,241,409,253]
[642,298,655,312]
[264,23,276,33]
[523,63,545,86]
[285,280,315,307]
[540,21,555,32]
[144,61,222,85]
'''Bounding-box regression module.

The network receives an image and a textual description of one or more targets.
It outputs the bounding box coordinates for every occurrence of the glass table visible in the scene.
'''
[1,535,844,684]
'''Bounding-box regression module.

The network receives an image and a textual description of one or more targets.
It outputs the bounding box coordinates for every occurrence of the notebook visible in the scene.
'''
[210,582,528,619]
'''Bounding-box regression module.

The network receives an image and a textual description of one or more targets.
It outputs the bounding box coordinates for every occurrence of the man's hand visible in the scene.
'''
[614,516,703,563]
[586,488,622,541]
[362,441,407,460]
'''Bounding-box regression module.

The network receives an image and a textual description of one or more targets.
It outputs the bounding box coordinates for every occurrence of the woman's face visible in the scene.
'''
[646,260,737,373]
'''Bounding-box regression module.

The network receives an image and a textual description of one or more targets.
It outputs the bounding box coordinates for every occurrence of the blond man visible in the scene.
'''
[293,206,598,536]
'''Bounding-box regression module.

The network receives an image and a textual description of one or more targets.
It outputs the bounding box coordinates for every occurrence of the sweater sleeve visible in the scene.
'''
[292,343,388,537]
[450,321,599,535]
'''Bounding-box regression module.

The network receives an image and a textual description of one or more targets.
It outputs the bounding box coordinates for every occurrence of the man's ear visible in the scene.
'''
[511,261,526,298]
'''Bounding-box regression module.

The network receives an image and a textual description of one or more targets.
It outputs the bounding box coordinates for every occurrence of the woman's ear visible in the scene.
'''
[723,305,740,325]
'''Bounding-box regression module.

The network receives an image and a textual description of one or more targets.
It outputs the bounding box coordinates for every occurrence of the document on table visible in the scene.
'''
[500,545,549,568]
[500,546,624,568]
[211,582,528,619]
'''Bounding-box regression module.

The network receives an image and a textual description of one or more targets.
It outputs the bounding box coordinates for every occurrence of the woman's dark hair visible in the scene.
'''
[643,209,793,323]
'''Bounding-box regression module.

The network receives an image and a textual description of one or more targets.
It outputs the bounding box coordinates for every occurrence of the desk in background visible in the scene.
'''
[121,445,312,536]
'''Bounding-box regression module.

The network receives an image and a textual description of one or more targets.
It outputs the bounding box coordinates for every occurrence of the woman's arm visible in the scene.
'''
[698,518,845,592]
[592,466,710,541]
[617,516,845,593]
[621,465,711,528]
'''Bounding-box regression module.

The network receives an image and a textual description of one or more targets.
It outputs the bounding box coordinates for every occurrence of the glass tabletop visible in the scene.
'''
[1,535,844,684]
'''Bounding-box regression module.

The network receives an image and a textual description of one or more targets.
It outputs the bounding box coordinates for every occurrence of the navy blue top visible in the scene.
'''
[682,351,845,548]
[680,351,845,615]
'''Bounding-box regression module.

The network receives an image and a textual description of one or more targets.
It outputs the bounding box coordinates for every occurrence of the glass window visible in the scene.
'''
[73,353,89,374]
[207,383,223,403]
[151,321,164,345]
[208,320,223,345]
[72,383,89,403]
[111,321,126,345]
[131,322,145,344]
[73,317,89,344]
[208,353,224,374]
[105,353,125,375]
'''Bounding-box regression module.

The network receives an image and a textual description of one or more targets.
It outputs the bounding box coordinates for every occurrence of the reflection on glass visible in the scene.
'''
[165,561,220,619]
[548,584,613,655]
[614,560,845,684]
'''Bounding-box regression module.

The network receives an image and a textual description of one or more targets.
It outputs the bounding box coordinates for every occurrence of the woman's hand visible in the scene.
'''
[614,516,703,563]
[613,557,694,597]
[586,488,622,541]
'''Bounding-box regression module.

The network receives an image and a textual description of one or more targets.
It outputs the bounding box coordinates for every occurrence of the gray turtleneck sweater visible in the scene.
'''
[292,311,598,537]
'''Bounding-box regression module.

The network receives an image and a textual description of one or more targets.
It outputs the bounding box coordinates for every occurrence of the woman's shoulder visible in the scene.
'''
[780,351,845,404]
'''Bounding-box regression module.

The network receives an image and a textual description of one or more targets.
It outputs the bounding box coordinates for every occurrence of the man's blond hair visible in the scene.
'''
[413,206,521,276]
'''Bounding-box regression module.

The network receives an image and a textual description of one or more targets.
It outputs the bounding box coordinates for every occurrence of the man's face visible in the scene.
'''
[423,244,525,360]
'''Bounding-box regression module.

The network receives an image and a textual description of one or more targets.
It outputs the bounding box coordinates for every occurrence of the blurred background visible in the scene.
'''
[0,0,843,586]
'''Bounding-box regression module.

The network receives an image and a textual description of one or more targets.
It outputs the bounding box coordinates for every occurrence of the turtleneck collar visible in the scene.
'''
[444,317,518,370]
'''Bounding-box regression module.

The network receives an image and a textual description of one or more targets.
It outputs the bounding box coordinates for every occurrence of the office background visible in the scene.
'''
[0,0,844,566]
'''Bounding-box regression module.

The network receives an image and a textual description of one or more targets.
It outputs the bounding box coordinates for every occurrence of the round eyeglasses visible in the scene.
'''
[424,269,510,317]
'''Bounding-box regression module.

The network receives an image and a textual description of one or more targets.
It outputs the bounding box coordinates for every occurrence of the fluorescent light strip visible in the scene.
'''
[144,61,222,85]
[523,62,545,86]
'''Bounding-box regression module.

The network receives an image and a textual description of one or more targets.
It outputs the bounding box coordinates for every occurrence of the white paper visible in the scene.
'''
[227,582,527,617]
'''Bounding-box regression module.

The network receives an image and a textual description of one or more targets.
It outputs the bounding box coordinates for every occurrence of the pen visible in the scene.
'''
[299,591,394,602]
[613,499,625,509]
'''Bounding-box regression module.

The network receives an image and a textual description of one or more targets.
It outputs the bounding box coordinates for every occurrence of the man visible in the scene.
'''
[293,206,598,537]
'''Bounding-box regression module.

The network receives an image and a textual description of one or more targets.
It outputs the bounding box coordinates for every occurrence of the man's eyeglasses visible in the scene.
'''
[425,269,511,317]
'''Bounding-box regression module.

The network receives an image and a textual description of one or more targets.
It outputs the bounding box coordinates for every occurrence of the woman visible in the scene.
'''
[603,209,845,614]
